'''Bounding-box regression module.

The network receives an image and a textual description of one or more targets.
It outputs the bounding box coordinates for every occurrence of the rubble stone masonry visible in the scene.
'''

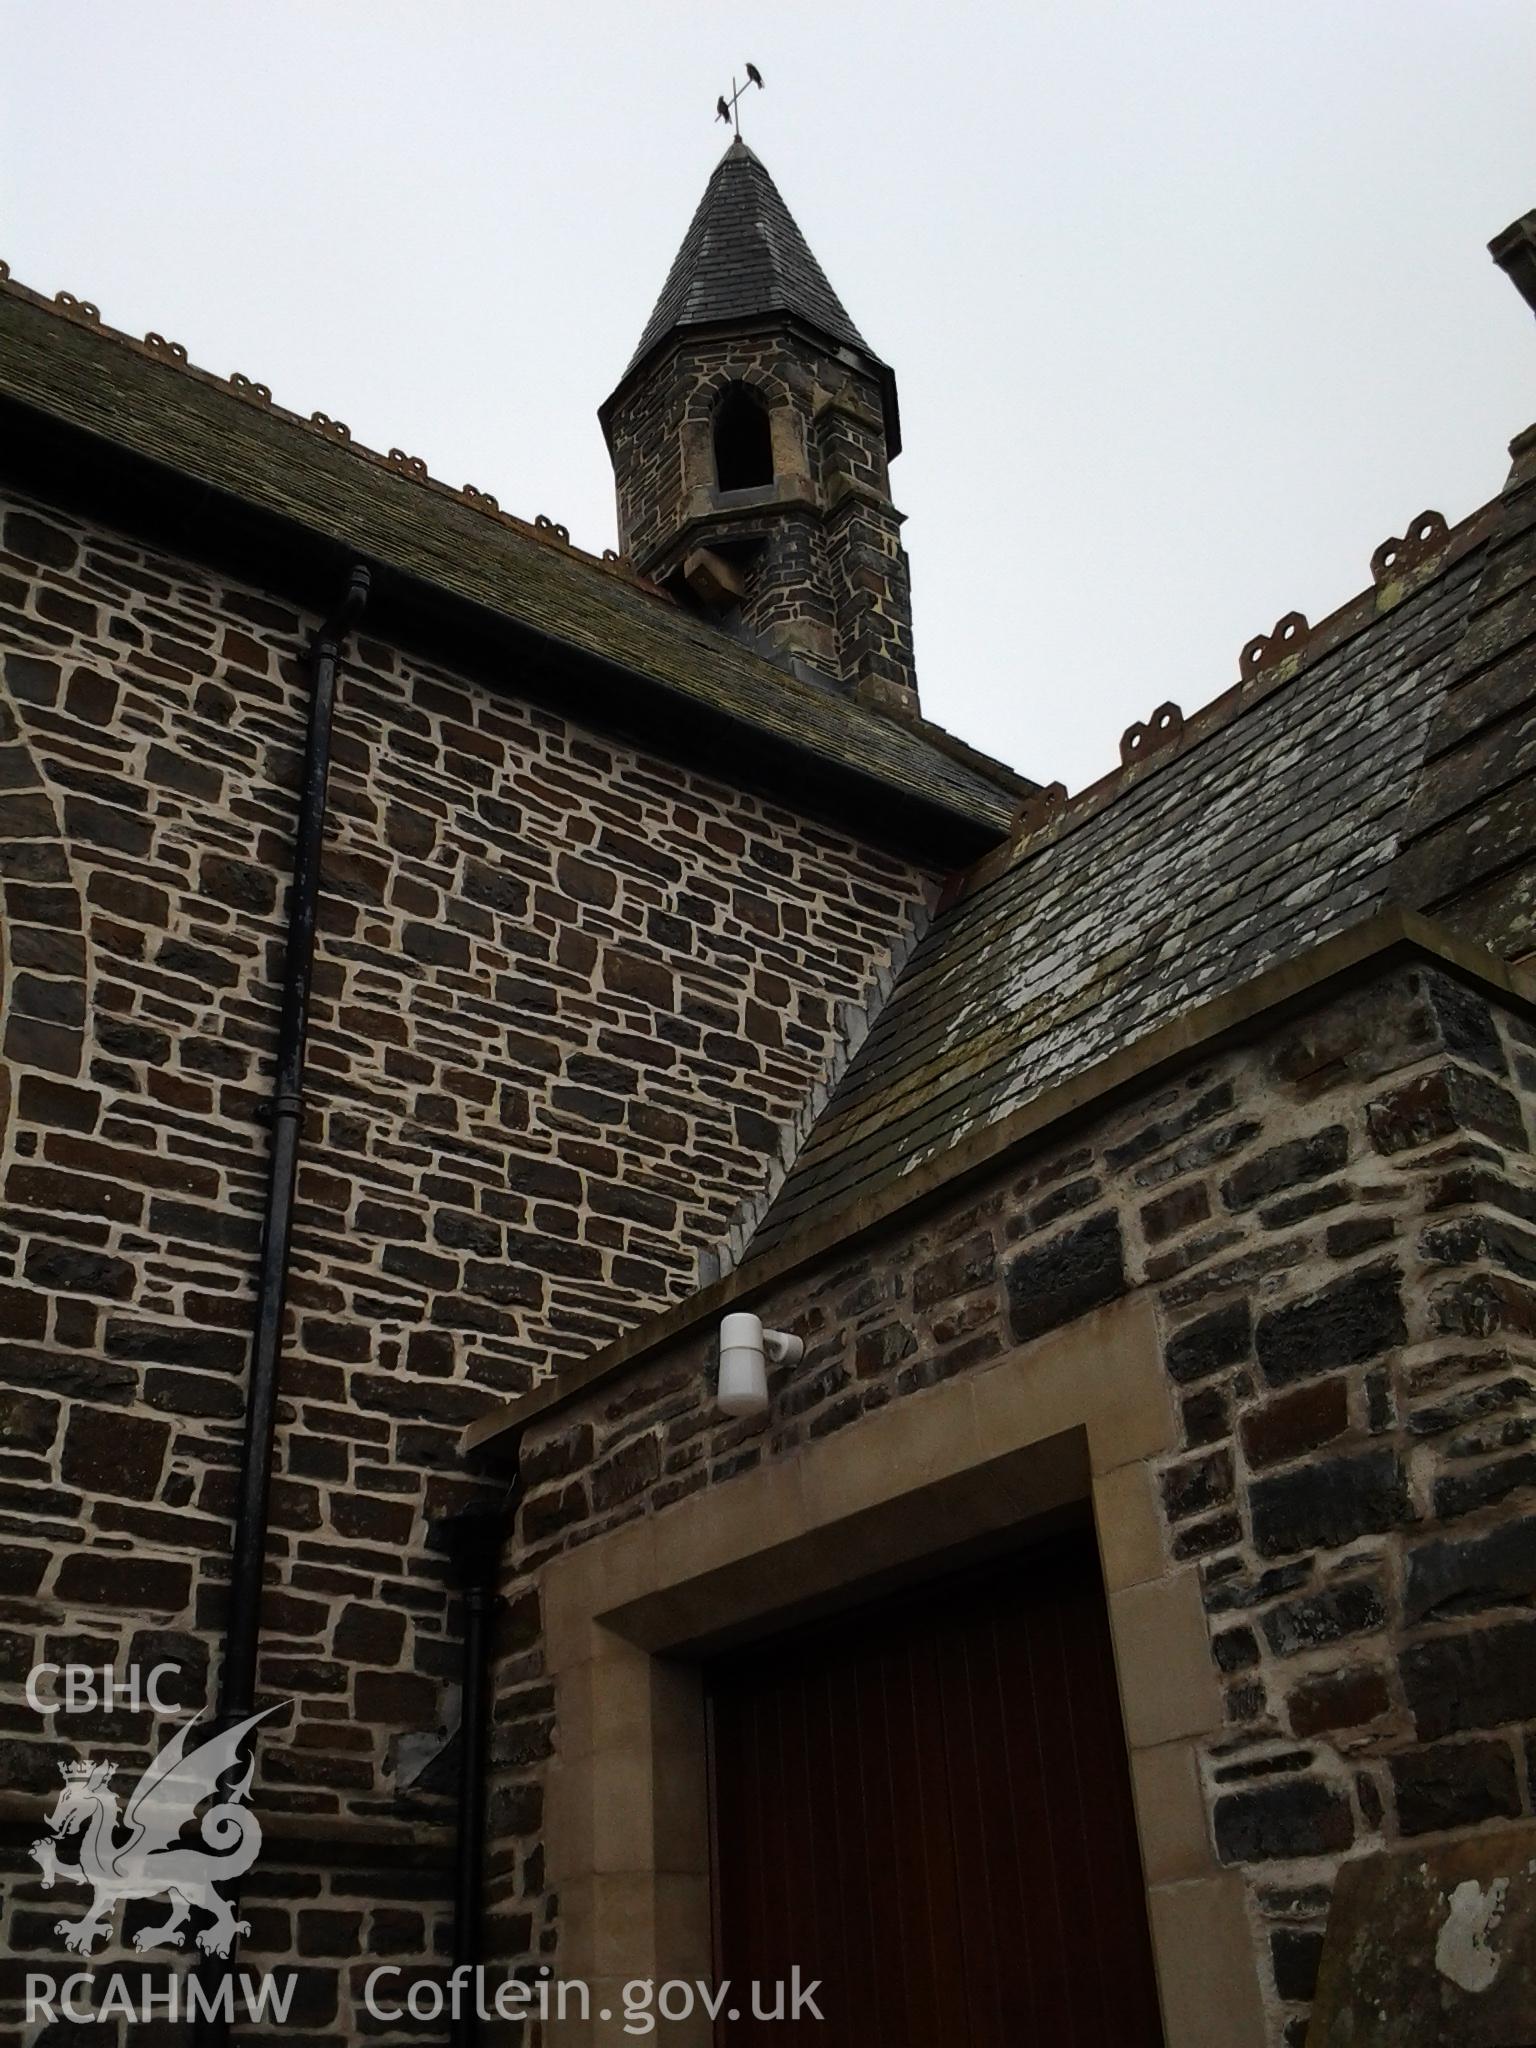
[605,331,918,711]
[509,962,1536,2048]
[0,486,936,2040]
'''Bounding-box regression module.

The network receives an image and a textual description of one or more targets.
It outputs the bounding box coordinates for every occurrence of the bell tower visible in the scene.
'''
[600,138,918,714]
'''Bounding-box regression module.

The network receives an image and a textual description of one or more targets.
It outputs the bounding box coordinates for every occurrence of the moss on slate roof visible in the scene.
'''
[0,277,1017,841]
[748,512,1502,1255]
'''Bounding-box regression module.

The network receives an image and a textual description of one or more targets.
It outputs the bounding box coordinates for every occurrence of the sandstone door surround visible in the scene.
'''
[537,1291,1266,2047]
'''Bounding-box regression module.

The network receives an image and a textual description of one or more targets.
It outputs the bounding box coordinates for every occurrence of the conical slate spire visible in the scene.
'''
[600,132,913,706]
[622,138,880,378]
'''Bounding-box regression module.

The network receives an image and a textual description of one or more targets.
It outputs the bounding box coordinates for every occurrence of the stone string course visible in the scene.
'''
[510,963,1536,2048]
[0,487,936,2043]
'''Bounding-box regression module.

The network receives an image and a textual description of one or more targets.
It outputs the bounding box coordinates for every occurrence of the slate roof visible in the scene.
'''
[747,517,1499,1255]
[0,275,1015,848]
[622,139,878,379]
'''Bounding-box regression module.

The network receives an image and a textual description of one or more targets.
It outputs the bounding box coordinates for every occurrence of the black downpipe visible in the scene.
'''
[222,561,370,1727]
[442,1495,518,2048]
[195,563,370,2043]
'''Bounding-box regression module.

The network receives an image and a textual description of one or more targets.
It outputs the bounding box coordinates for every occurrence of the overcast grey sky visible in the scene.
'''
[5,2,1533,793]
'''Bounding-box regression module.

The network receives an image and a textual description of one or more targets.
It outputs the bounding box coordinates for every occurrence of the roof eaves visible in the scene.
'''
[0,263,655,592]
[464,907,1536,1451]
[0,266,1014,845]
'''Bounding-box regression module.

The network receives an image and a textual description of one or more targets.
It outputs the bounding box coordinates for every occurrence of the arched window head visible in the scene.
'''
[713,383,774,493]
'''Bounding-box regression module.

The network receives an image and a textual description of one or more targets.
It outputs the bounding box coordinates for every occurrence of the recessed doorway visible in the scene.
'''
[705,1536,1164,2045]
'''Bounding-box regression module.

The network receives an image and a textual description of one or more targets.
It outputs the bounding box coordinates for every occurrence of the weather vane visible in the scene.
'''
[716,63,763,139]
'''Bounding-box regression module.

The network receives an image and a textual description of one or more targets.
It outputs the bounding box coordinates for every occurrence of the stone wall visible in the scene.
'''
[506,961,1536,2046]
[0,485,936,2041]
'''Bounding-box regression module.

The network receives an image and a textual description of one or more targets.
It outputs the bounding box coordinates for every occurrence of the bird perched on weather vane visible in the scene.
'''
[716,63,763,138]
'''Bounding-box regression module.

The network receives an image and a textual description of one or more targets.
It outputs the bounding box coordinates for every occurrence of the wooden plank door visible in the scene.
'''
[705,1537,1164,2046]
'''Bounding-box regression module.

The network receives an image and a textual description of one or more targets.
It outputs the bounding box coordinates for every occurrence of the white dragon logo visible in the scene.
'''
[30,1704,279,1957]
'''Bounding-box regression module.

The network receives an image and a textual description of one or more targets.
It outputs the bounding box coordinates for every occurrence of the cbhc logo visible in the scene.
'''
[26,1665,183,1715]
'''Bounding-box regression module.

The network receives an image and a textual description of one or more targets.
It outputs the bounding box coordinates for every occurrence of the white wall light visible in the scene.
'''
[717,1311,803,1417]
